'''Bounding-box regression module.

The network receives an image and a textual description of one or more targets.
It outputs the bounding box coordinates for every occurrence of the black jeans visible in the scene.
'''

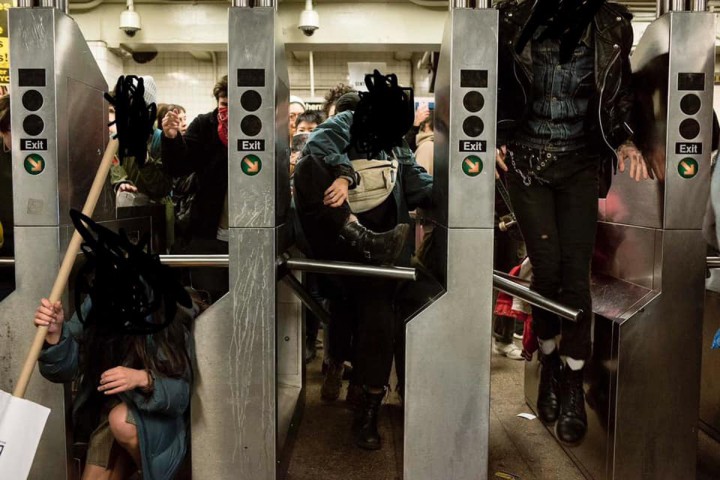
[181,237,229,303]
[506,146,598,360]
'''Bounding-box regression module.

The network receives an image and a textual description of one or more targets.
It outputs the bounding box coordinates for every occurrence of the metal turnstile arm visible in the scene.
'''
[492,270,582,322]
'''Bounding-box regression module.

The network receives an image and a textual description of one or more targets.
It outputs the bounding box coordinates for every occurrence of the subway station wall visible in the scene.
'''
[86,45,425,122]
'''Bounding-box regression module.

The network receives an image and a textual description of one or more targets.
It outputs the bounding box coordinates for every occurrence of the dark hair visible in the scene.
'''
[0,94,10,133]
[322,83,356,117]
[335,92,361,114]
[213,75,228,101]
[156,103,186,125]
[295,110,325,128]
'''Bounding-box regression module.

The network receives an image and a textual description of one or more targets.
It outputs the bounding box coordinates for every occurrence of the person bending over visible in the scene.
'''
[294,71,433,450]
[495,0,649,444]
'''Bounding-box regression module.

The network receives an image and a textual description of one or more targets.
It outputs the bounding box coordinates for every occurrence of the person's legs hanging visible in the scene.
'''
[552,157,599,444]
[507,164,563,425]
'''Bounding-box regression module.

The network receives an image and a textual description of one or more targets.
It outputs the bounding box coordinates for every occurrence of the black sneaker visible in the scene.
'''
[537,350,562,424]
[556,367,588,445]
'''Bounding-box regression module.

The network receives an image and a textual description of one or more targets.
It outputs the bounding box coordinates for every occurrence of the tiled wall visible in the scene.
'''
[90,49,432,122]
[87,41,123,91]
[287,51,414,103]
[124,52,229,122]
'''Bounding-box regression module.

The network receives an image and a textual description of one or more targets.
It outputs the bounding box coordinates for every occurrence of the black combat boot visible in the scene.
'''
[338,222,409,265]
[556,367,588,444]
[537,350,562,424]
[353,388,385,450]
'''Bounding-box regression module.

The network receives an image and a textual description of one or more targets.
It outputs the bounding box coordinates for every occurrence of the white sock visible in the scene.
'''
[538,338,556,355]
[563,356,585,371]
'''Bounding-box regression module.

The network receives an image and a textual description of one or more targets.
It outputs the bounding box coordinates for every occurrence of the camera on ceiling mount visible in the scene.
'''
[120,0,141,37]
[298,0,319,37]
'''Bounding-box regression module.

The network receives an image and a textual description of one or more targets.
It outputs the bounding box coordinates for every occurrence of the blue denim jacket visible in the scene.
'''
[518,26,594,152]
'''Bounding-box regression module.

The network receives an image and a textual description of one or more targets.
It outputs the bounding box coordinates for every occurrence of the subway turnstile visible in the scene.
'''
[524,8,715,480]
[191,2,500,479]
[190,3,299,479]
[0,5,113,479]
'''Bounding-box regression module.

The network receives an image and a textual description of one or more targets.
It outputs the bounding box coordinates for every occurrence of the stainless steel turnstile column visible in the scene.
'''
[523,8,715,479]
[404,4,497,479]
[191,2,298,479]
[0,5,111,479]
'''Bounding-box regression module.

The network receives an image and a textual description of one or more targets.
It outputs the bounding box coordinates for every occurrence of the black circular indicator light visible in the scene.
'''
[23,114,44,136]
[679,118,700,140]
[463,116,484,137]
[241,90,262,112]
[463,92,485,113]
[241,115,262,137]
[22,90,44,111]
[680,94,701,116]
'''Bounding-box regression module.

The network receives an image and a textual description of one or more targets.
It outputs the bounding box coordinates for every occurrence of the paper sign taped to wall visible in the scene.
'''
[0,390,50,480]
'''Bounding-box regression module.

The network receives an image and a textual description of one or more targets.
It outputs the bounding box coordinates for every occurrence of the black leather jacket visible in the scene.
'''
[497,0,635,193]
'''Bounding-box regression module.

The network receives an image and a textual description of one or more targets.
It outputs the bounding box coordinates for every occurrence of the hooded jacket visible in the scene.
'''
[497,0,636,195]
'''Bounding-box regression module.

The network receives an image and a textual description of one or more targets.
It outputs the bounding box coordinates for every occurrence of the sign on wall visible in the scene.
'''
[0,4,9,90]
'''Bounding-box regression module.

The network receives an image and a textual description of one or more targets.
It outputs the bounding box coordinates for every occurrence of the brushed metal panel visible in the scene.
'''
[61,78,112,224]
[662,13,714,230]
[431,10,497,230]
[0,227,71,480]
[10,8,59,227]
[593,223,659,291]
[228,7,290,229]
[404,228,493,480]
[699,289,720,440]
[449,10,497,230]
[193,227,277,480]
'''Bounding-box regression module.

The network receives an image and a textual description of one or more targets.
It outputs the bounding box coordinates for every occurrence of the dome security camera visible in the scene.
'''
[120,3,141,37]
[298,0,319,37]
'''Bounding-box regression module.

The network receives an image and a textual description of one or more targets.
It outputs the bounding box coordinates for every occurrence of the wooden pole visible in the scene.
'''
[13,138,119,398]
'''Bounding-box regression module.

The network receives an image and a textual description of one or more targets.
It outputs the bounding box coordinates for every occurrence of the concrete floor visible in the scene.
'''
[286,339,720,480]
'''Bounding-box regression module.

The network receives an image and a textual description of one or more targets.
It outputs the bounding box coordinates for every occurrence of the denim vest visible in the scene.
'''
[517,26,594,152]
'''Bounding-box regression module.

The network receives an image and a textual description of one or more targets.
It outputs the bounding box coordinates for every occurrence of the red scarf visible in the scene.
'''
[217,107,229,146]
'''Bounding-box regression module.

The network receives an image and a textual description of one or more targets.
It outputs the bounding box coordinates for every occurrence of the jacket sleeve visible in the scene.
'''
[302,111,355,179]
[608,14,636,148]
[124,328,194,418]
[126,155,173,199]
[38,300,89,384]
[125,375,190,418]
[397,145,433,210]
[162,115,211,179]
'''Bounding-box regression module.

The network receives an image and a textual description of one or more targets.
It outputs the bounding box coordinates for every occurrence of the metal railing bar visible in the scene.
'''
[492,271,582,322]
[281,274,333,325]
[283,257,416,281]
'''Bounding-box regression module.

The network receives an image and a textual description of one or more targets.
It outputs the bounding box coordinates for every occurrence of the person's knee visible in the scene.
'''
[108,403,137,447]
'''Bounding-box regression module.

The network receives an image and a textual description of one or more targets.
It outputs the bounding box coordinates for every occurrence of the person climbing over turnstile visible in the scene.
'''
[494,0,650,444]
[293,71,433,450]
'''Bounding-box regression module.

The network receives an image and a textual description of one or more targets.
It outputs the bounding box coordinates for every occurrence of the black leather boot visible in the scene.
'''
[338,222,409,265]
[537,350,562,424]
[353,388,384,450]
[556,366,588,444]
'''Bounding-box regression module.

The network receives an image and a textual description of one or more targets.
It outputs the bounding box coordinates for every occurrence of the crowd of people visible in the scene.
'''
[10,0,714,476]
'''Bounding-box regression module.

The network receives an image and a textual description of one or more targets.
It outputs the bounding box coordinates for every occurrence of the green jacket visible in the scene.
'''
[111,129,175,248]
[38,299,191,480]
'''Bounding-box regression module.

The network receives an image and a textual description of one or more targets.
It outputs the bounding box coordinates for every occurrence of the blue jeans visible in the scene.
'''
[507,145,599,360]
